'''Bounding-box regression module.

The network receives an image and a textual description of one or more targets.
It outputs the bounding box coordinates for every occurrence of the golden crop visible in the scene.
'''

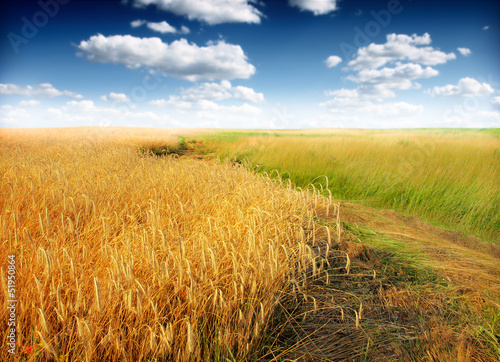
[0,134,339,361]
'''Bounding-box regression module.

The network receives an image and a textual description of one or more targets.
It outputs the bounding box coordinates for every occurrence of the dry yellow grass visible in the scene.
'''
[0,130,340,361]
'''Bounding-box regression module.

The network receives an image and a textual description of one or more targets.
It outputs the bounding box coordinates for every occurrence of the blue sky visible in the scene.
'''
[1,0,499,129]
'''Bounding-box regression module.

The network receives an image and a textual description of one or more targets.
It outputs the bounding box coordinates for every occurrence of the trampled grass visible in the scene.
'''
[0,131,341,361]
[338,201,500,361]
[204,129,500,242]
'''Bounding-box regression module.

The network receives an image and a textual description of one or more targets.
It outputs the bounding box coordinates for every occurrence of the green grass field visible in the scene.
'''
[201,129,500,243]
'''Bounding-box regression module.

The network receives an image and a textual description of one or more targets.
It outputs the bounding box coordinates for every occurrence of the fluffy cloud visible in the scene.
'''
[19,100,40,107]
[348,33,456,70]
[321,55,425,122]
[2,93,266,128]
[64,100,97,113]
[131,20,190,34]
[349,63,438,85]
[130,0,262,25]
[289,0,338,15]
[323,33,456,103]
[147,21,176,33]
[77,34,256,81]
[348,63,439,98]
[194,103,262,126]
[150,96,262,127]
[232,85,265,103]
[43,101,179,127]
[101,92,131,103]
[176,81,234,102]
[490,97,500,112]
[478,111,500,122]
[150,80,264,108]
[318,97,424,126]
[445,110,500,128]
[148,80,263,125]
[131,19,146,27]
[319,96,369,110]
[325,88,359,98]
[457,47,471,56]
[325,63,438,101]
[325,55,342,68]
[0,105,31,125]
[368,101,424,117]
[149,98,186,108]
[0,83,82,98]
[430,77,494,97]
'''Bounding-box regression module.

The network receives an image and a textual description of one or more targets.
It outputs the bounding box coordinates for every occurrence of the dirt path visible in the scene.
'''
[341,202,500,304]
[268,202,500,361]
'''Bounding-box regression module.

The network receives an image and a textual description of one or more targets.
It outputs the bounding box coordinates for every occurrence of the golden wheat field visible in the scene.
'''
[0,129,342,361]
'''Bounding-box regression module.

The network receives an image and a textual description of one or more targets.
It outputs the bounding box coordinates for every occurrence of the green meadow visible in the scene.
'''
[202,129,500,243]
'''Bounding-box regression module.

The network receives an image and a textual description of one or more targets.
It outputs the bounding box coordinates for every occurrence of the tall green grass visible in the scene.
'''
[203,130,500,242]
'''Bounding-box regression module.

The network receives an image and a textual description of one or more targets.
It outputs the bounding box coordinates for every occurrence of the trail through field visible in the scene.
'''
[341,202,500,302]
[272,201,500,361]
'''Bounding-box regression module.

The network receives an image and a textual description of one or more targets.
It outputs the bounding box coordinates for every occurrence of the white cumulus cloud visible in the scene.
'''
[131,19,146,28]
[100,92,131,103]
[325,55,342,68]
[289,0,338,15]
[348,62,439,98]
[232,85,265,103]
[322,33,457,104]
[349,63,438,85]
[457,47,471,56]
[0,105,31,125]
[45,101,179,127]
[148,80,264,126]
[325,88,359,98]
[150,80,264,108]
[77,34,256,81]
[367,101,424,117]
[0,83,82,98]
[131,20,190,34]
[478,111,500,121]
[147,21,177,33]
[491,96,500,110]
[430,77,494,97]
[348,33,456,70]
[319,97,424,124]
[131,0,263,25]
[64,100,97,113]
[19,100,41,107]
